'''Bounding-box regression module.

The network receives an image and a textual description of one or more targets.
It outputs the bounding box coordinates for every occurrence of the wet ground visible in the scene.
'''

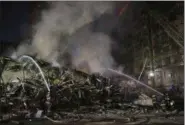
[2,112,184,125]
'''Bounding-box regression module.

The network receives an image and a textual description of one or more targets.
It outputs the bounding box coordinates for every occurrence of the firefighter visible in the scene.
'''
[160,99,166,112]
[152,95,159,112]
[164,93,171,109]
[161,93,175,112]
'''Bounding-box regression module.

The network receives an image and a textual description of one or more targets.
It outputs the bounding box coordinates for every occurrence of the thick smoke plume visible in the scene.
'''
[13,1,117,74]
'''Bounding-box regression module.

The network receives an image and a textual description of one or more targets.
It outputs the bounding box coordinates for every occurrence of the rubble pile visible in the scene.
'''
[0,56,183,124]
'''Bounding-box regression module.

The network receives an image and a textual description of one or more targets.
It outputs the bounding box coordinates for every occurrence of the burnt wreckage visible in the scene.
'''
[0,56,183,124]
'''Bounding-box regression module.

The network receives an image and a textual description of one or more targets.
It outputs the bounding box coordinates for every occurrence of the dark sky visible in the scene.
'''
[0,1,180,43]
[0,2,35,42]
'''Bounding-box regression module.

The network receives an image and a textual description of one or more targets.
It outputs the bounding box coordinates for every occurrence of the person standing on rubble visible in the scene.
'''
[152,95,160,112]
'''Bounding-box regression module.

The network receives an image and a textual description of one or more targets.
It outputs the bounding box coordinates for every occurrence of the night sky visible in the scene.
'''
[0,2,35,42]
[0,1,180,43]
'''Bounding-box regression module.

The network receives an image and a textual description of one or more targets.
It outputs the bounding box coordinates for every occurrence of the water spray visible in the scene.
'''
[18,55,50,92]
[104,68,164,96]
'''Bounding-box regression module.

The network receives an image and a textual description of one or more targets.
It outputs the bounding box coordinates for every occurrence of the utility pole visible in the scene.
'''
[147,13,156,87]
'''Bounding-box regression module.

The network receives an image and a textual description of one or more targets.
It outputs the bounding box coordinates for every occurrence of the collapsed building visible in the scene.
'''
[0,55,184,124]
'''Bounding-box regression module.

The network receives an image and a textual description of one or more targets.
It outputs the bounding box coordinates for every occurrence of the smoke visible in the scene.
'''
[67,31,115,73]
[13,1,117,74]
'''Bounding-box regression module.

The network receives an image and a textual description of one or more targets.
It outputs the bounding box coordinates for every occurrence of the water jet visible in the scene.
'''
[18,55,50,92]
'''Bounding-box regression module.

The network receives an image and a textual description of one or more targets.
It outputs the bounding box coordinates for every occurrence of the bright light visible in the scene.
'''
[148,71,154,77]
[168,73,171,77]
